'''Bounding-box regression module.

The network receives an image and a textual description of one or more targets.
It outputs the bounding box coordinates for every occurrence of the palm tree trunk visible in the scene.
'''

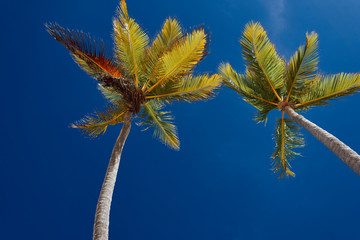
[284,106,360,176]
[93,111,132,240]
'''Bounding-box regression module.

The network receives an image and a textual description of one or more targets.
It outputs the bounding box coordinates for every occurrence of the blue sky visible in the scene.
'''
[1,0,360,239]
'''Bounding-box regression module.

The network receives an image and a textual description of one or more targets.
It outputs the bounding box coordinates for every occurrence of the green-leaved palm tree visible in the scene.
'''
[219,22,360,178]
[46,1,220,239]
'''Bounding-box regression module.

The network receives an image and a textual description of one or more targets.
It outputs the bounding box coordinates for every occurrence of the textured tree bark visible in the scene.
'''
[93,111,132,240]
[284,106,360,176]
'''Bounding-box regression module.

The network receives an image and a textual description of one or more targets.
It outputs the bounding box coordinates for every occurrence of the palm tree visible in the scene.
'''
[219,22,360,178]
[46,1,220,239]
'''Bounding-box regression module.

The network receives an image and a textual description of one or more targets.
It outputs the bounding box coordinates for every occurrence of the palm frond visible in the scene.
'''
[45,23,122,78]
[146,74,221,103]
[272,117,304,178]
[286,32,319,102]
[219,63,278,123]
[146,27,209,93]
[97,84,124,103]
[142,18,184,90]
[240,22,285,101]
[253,105,276,124]
[296,73,360,110]
[137,100,179,149]
[219,63,278,105]
[71,102,128,137]
[113,0,149,87]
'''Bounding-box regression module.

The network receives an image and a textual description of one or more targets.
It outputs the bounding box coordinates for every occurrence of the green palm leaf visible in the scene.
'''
[240,22,285,101]
[137,100,179,149]
[146,74,221,103]
[71,102,128,137]
[219,63,277,123]
[253,104,276,124]
[98,84,123,103]
[272,117,304,178]
[113,0,149,87]
[287,32,319,103]
[296,73,360,110]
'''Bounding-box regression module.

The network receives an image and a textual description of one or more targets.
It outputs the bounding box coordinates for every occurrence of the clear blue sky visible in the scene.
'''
[1,0,360,239]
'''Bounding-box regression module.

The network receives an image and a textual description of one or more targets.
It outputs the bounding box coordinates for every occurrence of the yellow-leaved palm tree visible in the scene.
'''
[219,22,360,178]
[46,1,220,239]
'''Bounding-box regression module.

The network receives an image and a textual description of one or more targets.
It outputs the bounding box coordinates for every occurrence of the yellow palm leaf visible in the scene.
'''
[142,18,183,90]
[286,32,319,103]
[113,0,149,87]
[72,102,129,137]
[240,22,285,101]
[137,101,179,149]
[296,73,360,110]
[146,28,209,93]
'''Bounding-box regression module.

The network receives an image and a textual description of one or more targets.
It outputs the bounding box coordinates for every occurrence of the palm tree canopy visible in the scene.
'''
[46,0,221,150]
[219,22,360,177]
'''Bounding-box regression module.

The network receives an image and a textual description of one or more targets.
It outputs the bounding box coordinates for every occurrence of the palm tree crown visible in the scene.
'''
[46,0,220,150]
[219,22,360,178]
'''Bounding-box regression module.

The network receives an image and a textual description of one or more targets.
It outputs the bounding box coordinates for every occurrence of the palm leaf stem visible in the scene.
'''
[245,91,278,106]
[142,66,158,91]
[145,65,178,93]
[280,111,285,162]
[231,83,278,105]
[93,111,132,240]
[284,106,360,175]
[145,85,213,100]
[145,76,165,93]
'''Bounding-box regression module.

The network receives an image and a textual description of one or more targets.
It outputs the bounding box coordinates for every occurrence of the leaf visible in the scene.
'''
[113,0,149,86]
[240,22,285,101]
[137,100,179,149]
[219,63,278,123]
[97,84,123,103]
[253,106,274,124]
[142,18,184,89]
[45,23,122,78]
[71,102,128,137]
[146,27,209,93]
[296,73,360,110]
[286,32,319,102]
[272,117,304,178]
[146,74,221,103]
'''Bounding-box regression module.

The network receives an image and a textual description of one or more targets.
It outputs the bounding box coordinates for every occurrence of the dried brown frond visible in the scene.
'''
[45,23,122,78]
